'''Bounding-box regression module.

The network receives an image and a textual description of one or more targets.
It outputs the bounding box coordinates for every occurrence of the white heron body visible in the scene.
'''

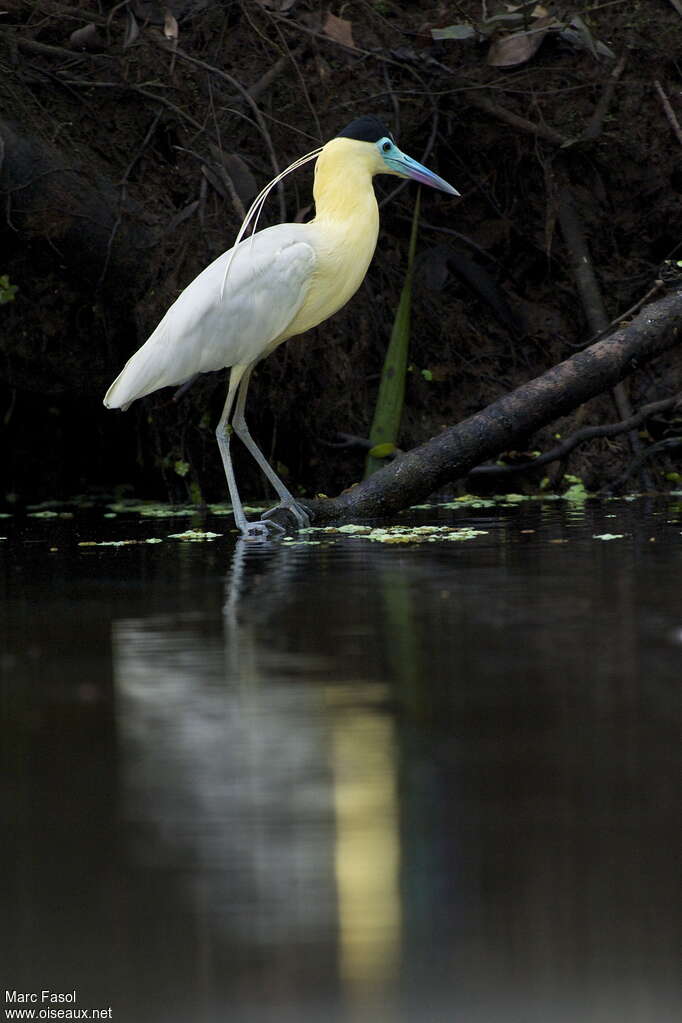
[104,121,457,538]
[105,228,316,408]
[105,143,380,411]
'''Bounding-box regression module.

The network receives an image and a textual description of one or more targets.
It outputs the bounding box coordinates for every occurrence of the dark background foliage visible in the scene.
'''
[1,0,681,504]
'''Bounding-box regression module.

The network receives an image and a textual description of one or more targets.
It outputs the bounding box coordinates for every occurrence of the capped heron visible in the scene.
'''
[104,116,459,538]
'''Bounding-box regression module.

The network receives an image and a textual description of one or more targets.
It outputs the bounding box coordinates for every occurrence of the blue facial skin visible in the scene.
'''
[375,136,460,196]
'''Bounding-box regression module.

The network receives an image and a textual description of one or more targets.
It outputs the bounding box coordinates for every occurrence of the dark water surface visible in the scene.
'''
[2,498,681,1023]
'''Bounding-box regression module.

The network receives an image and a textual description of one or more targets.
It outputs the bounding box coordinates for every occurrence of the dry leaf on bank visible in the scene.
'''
[322,12,355,49]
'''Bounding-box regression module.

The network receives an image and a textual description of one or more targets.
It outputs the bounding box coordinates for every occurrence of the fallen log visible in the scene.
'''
[298,284,682,524]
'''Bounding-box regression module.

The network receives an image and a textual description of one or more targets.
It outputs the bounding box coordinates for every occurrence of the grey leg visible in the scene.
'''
[232,365,311,529]
[216,365,280,539]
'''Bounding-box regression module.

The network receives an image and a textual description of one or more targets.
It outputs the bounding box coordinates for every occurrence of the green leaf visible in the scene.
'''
[368,442,397,459]
[364,191,420,478]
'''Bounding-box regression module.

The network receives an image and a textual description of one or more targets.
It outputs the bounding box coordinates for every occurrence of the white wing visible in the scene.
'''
[104,223,317,409]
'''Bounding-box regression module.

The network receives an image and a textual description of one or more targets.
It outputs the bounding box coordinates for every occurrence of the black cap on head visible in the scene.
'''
[336,115,393,144]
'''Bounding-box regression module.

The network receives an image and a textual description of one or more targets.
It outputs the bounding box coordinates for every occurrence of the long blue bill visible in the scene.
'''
[385,147,460,196]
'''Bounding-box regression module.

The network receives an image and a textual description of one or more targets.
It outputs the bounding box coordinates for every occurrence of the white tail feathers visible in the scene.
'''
[103,318,182,410]
[105,143,325,410]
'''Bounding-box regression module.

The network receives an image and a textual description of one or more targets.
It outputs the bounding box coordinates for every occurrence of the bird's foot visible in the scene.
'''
[261,500,311,531]
[240,518,285,541]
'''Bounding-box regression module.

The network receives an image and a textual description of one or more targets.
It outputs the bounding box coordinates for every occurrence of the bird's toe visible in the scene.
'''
[261,501,311,530]
[242,519,283,540]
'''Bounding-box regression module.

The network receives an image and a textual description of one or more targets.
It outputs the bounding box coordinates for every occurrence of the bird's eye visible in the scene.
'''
[382,140,392,153]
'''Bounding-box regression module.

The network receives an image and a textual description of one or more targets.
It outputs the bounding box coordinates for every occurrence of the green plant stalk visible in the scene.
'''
[364,190,420,478]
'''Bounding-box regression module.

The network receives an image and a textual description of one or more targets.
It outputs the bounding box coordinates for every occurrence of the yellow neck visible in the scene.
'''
[278,138,383,341]
[311,138,379,233]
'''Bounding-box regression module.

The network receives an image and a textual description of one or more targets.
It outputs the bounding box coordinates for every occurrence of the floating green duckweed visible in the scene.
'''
[167,529,222,541]
[281,539,323,546]
[79,539,137,547]
[105,500,261,518]
[440,498,498,510]
[363,526,488,544]
[207,503,234,516]
[78,537,165,547]
[410,486,604,511]
[301,524,488,544]
[108,501,197,517]
[498,493,530,504]
[299,524,372,535]
[28,510,74,519]
[206,504,263,516]
[410,495,503,510]
[409,493,535,511]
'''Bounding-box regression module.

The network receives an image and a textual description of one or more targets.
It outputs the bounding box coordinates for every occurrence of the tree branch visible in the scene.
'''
[557,176,647,478]
[462,91,569,147]
[292,286,682,525]
[468,394,682,477]
[605,436,682,493]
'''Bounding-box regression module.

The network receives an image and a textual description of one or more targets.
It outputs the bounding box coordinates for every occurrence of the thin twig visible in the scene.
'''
[469,395,682,477]
[557,183,609,335]
[569,279,667,350]
[463,91,569,146]
[14,35,109,61]
[404,215,497,265]
[583,44,629,140]
[176,144,247,223]
[557,179,649,479]
[247,52,290,103]
[261,7,397,63]
[97,108,162,290]
[148,35,286,220]
[34,2,108,25]
[60,78,207,133]
[654,79,682,148]
[204,75,246,225]
[383,63,401,138]
[277,37,321,141]
[321,432,384,452]
[606,436,682,492]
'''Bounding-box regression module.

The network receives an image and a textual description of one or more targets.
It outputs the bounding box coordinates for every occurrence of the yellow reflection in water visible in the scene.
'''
[329,697,401,998]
